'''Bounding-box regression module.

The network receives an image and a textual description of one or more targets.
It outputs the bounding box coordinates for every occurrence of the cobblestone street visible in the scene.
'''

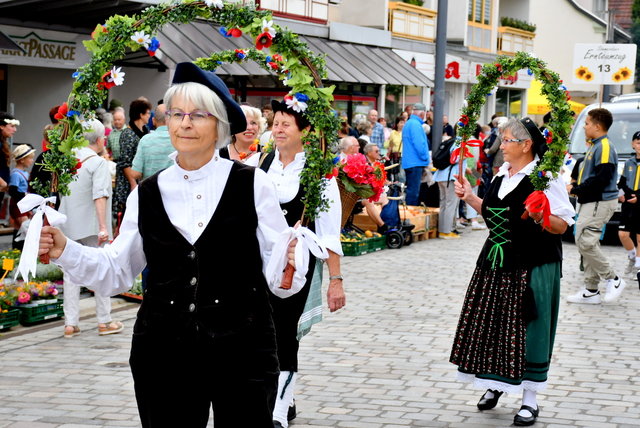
[1,230,639,427]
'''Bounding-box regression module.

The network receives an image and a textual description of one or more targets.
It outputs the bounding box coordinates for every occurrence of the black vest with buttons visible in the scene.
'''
[135,162,277,366]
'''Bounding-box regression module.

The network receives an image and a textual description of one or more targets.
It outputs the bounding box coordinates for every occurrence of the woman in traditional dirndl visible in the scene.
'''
[450,117,575,426]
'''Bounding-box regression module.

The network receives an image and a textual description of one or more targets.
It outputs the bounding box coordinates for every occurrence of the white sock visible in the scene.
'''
[629,249,637,259]
[635,256,640,268]
[273,371,296,427]
[518,390,537,416]
[483,390,495,399]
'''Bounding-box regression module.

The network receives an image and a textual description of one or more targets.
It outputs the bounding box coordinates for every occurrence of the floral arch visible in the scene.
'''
[35,0,339,220]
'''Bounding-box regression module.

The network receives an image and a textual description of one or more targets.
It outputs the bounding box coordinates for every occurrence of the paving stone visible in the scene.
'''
[1,231,639,426]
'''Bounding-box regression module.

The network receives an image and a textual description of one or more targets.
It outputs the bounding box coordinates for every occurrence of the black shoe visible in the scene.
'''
[477,389,503,411]
[287,402,296,421]
[513,405,539,426]
[273,420,284,428]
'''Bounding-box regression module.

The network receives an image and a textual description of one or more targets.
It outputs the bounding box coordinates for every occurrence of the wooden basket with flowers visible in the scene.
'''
[329,153,387,228]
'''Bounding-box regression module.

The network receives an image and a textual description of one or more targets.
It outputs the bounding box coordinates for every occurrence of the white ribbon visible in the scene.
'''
[265,226,329,298]
[15,194,67,281]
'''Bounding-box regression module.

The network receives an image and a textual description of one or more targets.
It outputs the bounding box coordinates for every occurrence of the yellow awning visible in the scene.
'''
[510,79,586,115]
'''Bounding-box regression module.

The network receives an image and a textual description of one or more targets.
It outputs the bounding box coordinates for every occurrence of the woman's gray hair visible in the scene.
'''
[83,119,106,145]
[357,121,372,135]
[164,82,231,148]
[492,116,508,127]
[499,118,531,142]
[240,105,266,135]
[101,112,113,128]
[363,143,378,154]
[338,136,354,152]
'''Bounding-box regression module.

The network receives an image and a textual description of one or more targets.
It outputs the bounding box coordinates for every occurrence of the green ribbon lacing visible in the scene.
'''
[486,207,510,269]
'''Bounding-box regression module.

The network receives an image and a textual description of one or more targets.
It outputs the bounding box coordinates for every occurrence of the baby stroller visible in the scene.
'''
[380,182,415,249]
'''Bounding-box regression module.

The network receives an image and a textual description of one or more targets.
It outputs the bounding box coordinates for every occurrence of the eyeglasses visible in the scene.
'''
[501,138,524,144]
[166,109,215,124]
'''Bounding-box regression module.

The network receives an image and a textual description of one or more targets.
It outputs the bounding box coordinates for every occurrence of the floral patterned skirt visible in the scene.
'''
[450,265,528,381]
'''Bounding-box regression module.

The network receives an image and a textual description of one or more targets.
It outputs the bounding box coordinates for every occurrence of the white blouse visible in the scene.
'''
[55,150,304,296]
[267,148,343,255]
[494,158,576,226]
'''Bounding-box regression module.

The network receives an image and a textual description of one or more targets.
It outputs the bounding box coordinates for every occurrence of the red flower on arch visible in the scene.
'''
[256,32,273,50]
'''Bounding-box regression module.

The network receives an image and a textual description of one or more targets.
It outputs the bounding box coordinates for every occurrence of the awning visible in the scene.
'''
[157,22,431,87]
[510,79,586,115]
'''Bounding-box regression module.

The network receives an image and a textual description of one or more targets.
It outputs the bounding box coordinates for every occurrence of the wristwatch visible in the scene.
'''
[329,275,344,281]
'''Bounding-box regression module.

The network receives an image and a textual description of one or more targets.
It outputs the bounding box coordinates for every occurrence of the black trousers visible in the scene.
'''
[129,328,278,428]
[269,274,312,372]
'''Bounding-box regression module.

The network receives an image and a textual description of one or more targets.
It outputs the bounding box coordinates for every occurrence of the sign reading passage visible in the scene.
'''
[573,43,637,85]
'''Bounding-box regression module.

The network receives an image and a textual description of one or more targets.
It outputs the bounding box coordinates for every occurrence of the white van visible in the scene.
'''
[566,101,640,243]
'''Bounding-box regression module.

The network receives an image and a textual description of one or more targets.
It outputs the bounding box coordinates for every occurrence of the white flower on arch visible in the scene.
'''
[131,30,151,48]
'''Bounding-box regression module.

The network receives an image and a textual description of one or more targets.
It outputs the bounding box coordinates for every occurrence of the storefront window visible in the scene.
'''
[495,88,523,118]
[384,84,423,122]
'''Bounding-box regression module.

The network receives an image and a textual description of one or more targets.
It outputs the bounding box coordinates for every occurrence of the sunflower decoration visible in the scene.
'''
[575,65,593,81]
[615,66,632,81]
[612,71,624,82]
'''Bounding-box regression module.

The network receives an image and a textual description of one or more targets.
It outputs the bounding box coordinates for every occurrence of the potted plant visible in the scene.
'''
[0,283,21,330]
[500,17,536,33]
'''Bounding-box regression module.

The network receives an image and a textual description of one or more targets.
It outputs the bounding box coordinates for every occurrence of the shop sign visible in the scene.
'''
[469,62,531,89]
[445,61,461,79]
[0,25,89,69]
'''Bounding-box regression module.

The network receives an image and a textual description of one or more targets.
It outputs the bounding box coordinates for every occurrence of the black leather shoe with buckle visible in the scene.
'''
[287,402,296,421]
[476,389,503,411]
[513,405,539,426]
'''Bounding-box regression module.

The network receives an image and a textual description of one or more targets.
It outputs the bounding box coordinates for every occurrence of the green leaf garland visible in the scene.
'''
[35,0,339,221]
[456,51,573,191]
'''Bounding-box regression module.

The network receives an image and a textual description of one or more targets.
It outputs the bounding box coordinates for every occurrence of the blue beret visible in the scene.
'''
[172,62,246,135]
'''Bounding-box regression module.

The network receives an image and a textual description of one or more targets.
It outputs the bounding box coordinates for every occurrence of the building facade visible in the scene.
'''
[0,0,635,152]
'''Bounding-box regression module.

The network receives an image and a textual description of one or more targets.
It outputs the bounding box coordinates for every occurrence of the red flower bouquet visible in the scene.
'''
[338,153,386,202]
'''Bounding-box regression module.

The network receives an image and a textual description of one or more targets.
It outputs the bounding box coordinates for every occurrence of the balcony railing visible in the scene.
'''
[388,1,437,42]
[256,0,329,23]
[467,21,493,53]
[497,26,535,55]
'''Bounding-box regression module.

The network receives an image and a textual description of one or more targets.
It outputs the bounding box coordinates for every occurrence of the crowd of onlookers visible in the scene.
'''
[334,104,517,239]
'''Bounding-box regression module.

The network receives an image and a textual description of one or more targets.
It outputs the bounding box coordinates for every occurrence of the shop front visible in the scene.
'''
[0,24,92,151]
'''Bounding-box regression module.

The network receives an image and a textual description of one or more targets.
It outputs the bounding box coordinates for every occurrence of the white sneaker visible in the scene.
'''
[603,277,625,303]
[471,221,487,230]
[566,289,601,304]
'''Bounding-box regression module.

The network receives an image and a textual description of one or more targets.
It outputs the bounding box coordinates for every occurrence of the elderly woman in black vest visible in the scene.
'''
[259,99,345,428]
[39,63,305,428]
[450,118,575,426]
